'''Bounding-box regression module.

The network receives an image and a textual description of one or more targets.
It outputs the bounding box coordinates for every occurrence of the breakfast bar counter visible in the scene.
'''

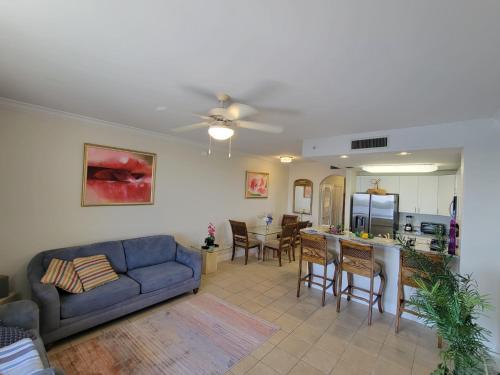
[301,227,456,319]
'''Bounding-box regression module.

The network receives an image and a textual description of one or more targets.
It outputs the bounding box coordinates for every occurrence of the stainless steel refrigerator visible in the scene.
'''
[351,193,399,237]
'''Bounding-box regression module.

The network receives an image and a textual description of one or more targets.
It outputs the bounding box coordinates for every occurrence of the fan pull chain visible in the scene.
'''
[208,135,212,155]
[228,137,232,158]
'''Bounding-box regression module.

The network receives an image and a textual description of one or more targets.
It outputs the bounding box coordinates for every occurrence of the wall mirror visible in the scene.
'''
[293,179,313,215]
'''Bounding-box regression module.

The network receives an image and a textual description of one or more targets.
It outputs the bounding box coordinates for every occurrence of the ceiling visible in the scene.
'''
[312,148,462,171]
[1,1,500,156]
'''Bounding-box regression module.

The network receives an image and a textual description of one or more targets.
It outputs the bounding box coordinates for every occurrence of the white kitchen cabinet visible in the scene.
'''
[378,176,400,194]
[399,176,419,213]
[417,176,439,214]
[437,175,456,216]
[357,176,373,193]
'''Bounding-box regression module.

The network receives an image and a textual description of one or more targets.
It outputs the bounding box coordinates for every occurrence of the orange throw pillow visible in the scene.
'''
[41,258,83,294]
[73,255,119,291]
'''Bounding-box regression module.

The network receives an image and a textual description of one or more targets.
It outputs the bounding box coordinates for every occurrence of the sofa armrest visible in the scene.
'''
[27,253,61,334]
[176,244,202,281]
[0,300,39,331]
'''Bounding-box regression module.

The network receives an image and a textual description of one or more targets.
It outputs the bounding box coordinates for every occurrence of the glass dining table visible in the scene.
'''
[247,225,283,237]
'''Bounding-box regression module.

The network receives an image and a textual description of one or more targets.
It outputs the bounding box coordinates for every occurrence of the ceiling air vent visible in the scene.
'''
[351,137,388,150]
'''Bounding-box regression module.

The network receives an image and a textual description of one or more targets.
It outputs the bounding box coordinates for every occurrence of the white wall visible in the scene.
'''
[302,118,500,354]
[287,161,345,225]
[460,121,500,354]
[0,101,289,296]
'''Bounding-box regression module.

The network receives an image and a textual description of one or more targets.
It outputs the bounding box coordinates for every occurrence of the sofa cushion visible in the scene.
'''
[0,325,37,348]
[127,261,193,293]
[123,235,176,270]
[43,240,127,273]
[60,275,140,319]
[0,338,44,374]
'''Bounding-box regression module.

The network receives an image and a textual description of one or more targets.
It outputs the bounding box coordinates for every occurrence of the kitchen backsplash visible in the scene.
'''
[398,212,450,232]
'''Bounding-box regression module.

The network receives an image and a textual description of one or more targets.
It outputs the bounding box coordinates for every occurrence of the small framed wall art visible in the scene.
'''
[82,143,156,206]
[245,171,269,198]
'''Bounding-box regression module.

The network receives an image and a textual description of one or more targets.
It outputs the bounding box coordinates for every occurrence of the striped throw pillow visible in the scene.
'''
[73,255,119,291]
[0,338,44,375]
[41,258,83,294]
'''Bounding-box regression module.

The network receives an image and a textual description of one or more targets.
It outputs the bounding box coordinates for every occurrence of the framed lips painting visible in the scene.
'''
[245,171,269,198]
[82,144,156,206]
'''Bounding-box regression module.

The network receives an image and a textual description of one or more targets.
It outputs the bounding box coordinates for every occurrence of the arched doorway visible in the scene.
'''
[319,175,345,227]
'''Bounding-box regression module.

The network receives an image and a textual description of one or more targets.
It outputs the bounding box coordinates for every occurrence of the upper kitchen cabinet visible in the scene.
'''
[356,175,400,194]
[356,174,456,216]
[399,176,419,213]
[417,176,439,215]
[437,174,456,216]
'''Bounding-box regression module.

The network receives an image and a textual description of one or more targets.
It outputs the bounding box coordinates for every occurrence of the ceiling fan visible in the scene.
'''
[171,92,285,141]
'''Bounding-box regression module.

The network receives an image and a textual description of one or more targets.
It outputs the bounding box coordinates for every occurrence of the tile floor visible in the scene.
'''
[49,256,442,374]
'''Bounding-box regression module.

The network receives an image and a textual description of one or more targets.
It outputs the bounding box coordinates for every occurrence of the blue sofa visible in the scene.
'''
[27,235,202,344]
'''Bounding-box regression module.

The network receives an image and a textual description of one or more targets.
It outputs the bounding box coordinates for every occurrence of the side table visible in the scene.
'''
[0,292,19,305]
[190,245,230,275]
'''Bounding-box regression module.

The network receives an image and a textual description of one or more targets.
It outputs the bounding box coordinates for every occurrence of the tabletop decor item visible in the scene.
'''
[82,143,156,206]
[264,213,273,230]
[203,223,217,249]
[245,171,269,198]
[329,225,345,235]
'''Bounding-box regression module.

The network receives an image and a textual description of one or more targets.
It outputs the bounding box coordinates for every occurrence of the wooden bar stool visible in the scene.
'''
[292,221,310,261]
[336,239,386,325]
[229,220,261,265]
[396,248,444,348]
[263,223,296,266]
[297,233,338,306]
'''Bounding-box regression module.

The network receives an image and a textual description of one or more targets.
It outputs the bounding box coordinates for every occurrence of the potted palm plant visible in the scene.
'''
[397,234,492,374]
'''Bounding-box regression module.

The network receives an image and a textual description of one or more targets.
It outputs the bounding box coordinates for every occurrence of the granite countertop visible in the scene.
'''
[302,227,398,248]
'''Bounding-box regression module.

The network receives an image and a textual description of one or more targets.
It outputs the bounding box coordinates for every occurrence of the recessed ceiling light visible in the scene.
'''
[155,106,166,111]
[361,164,438,173]
[398,152,411,156]
[340,155,349,159]
[280,156,294,163]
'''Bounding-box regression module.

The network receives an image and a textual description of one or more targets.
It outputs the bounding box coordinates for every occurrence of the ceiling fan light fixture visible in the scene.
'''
[361,164,438,174]
[208,125,234,141]
[279,155,294,163]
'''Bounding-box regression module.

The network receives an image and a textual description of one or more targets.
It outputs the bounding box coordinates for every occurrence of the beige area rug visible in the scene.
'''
[49,293,279,375]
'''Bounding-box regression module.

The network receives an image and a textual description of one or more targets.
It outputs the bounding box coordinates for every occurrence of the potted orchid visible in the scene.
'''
[204,223,216,249]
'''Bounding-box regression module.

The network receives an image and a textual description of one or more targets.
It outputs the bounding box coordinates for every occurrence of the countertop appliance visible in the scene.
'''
[404,215,414,232]
[420,222,447,236]
[351,193,399,237]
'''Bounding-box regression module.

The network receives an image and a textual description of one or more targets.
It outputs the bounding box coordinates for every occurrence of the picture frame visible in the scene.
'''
[81,143,156,206]
[245,171,269,199]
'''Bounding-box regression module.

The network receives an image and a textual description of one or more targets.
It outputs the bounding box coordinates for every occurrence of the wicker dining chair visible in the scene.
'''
[263,223,296,267]
[229,220,261,265]
[297,233,338,306]
[396,249,444,347]
[337,239,386,325]
[281,214,299,226]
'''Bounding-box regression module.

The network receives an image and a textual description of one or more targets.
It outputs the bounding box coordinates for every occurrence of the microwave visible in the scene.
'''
[420,222,446,236]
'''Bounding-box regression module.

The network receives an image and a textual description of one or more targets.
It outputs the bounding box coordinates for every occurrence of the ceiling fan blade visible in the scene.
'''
[234,80,285,103]
[180,84,216,101]
[171,122,210,132]
[257,106,300,116]
[236,121,284,134]
[226,103,258,120]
